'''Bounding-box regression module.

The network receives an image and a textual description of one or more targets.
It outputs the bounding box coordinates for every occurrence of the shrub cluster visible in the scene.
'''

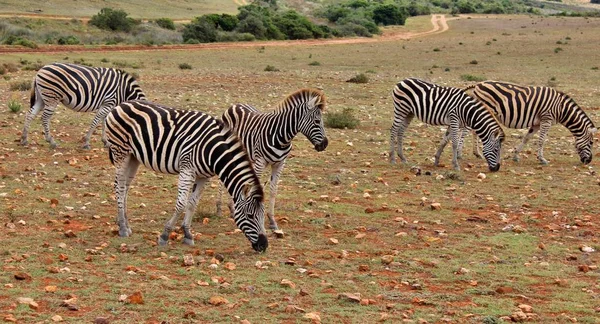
[325,108,360,129]
[89,8,140,32]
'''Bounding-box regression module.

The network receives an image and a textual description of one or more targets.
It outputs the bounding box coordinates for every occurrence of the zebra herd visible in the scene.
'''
[20,63,597,252]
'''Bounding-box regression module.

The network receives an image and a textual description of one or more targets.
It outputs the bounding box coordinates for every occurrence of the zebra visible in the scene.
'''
[390,78,505,172]
[104,100,268,252]
[464,81,597,165]
[21,62,146,149]
[217,88,329,231]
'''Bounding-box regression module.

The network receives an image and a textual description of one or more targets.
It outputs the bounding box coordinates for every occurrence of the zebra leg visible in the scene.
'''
[536,121,552,165]
[391,114,413,164]
[514,125,539,162]
[83,105,111,149]
[216,182,224,218]
[158,170,195,246]
[40,106,59,148]
[434,130,450,166]
[267,161,285,231]
[114,154,140,237]
[456,129,469,159]
[450,126,462,171]
[389,120,399,164]
[472,131,483,159]
[180,178,208,246]
[21,93,45,146]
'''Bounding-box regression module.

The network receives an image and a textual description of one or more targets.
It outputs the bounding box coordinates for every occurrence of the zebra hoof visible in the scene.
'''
[158,235,169,246]
[82,144,91,150]
[20,139,28,146]
[49,143,57,149]
[182,238,195,246]
[539,159,549,165]
[118,227,132,237]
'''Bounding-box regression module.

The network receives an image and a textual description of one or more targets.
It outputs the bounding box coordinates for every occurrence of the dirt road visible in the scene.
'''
[0,14,452,54]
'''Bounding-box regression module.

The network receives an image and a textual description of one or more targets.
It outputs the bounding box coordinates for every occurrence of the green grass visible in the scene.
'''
[1,14,600,323]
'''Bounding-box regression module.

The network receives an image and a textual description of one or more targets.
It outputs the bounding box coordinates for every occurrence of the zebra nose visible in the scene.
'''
[314,137,328,152]
[489,163,500,172]
[252,234,268,252]
[581,156,592,164]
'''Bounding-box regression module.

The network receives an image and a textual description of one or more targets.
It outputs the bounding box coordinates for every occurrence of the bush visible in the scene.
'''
[156,18,175,30]
[346,73,369,84]
[3,63,18,73]
[179,63,192,70]
[182,16,218,43]
[308,61,321,66]
[216,31,255,42]
[8,98,22,113]
[57,35,80,45]
[325,108,360,129]
[460,74,485,82]
[264,65,279,72]
[89,8,138,32]
[3,36,38,48]
[372,4,408,26]
[469,60,479,65]
[9,80,31,91]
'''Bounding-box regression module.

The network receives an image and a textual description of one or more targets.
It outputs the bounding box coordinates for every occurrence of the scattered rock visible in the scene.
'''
[430,203,441,211]
[578,265,590,273]
[4,314,17,322]
[51,315,63,322]
[477,173,486,180]
[284,305,306,313]
[64,230,76,238]
[94,317,110,324]
[224,262,236,271]
[280,279,296,289]
[381,255,394,265]
[328,238,339,245]
[125,291,144,304]
[510,311,527,322]
[303,312,321,323]
[495,286,514,294]
[273,230,285,238]
[518,304,533,312]
[208,295,228,306]
[14,272,32,281]
[182,254,194,267]
[358,264,370,272]
[580,246,595,253]
[338,292,361,303]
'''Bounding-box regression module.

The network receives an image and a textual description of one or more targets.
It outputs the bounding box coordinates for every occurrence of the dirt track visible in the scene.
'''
[0,14,452,54]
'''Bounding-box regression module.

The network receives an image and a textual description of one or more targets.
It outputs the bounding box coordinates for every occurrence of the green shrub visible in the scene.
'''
[22,63,43,71]
[346,73,369,84]
[308,61,321,66]
[156,18,176,30]
[554,47,563,53]
[3,36,38,48]
[57,35,80,45]
[460,74,485,82]
[433,48,440,52]
[216,31,255,42]
[179,63,192,70]
[89,8,138,32]
[9,80,31,91]
[325,108,360,129]
[8,98,22,113]
[182,16,218,43]
[469,60,479,65]
[372,4,408,26]
[101,58,110,63]
[264,65,279,72]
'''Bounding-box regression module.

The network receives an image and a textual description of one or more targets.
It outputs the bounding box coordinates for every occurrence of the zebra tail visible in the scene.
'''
[29,79,37,108]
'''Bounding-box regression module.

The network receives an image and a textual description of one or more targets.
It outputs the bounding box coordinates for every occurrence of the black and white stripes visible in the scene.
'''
[104,100,268,252]
[219,88,329,230]
[466,81,597,164]
[21,63,146,149]
[390,78,505,171]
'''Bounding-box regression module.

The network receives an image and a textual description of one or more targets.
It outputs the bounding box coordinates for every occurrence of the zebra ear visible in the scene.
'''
[307,95,321,109]
[241,182,253,199]
[591,127,598,134]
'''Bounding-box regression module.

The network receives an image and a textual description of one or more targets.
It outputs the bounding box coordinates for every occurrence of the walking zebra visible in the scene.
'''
[218,88,329,231]
[390,78,505,171]
[464,81,597,164]
[104,100,268,252]
[22,63,146,149]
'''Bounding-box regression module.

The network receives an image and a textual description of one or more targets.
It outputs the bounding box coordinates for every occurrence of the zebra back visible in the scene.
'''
[105,100,263,201]
[35,63,145,111]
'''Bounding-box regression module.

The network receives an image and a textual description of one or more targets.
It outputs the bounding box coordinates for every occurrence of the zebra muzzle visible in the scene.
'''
[252,234,268,252]
[314,137,329,152]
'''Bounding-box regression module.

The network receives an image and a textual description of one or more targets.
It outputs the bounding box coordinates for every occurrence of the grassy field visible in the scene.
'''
[0,0,240,19]
[1,14,600,323]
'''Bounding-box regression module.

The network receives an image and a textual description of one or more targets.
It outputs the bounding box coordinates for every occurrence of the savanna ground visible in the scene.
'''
[1,14,600,323]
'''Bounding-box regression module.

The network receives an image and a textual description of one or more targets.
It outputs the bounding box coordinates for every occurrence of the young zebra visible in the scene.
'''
[218,88,329,231]
[464,81,597,165]
[390,78,505,172]
[104,100,268,252]
[22,63,146,149]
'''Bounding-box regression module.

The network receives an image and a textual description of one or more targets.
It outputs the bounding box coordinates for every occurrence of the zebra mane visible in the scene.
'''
[275,88,327,112]
[217,120,265,200]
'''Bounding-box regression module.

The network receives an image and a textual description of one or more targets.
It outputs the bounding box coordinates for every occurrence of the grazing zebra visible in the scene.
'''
[218,88,329,231]
[464,81,597,165]
[390,78,505,171]
[21,63,146,149]
[104,100,268,252]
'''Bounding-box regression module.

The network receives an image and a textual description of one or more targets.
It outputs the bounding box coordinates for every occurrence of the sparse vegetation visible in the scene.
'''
[264,65,280,72]
[308,61,321,66]
[346,73,369,84]
[7,98,22,113]
[178,63,192,70]
[9,80,31,91]
[155,18,176,30]
[460,74,486,82]
[325,108,360,129]
[469,60,479,65]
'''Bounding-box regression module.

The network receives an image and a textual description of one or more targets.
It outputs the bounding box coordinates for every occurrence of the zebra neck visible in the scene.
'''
[557,101,591,136]
[265,110,300,147]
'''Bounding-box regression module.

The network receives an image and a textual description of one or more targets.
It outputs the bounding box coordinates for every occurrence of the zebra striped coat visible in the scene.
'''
[465,81,597,164]
[104,100,268,252]
[219,88,329,230]
[390,78,505,172]
[22,63,146,149]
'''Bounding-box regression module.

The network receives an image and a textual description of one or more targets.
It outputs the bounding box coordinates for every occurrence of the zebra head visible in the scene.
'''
[576,127,596,165]
[233,182,268,252]
[481,129,504,172]
[298,92,329,152]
